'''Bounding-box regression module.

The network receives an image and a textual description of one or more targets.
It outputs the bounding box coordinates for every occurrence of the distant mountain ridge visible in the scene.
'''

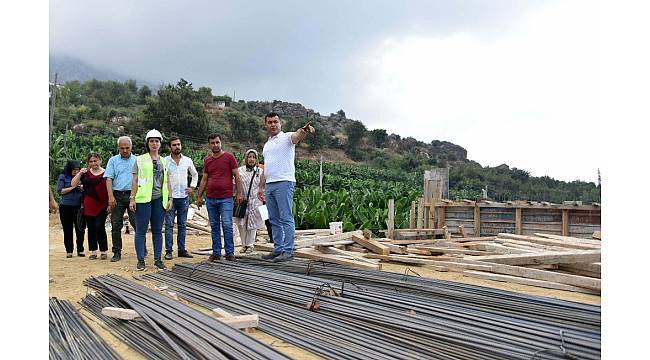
[49,54,156,88]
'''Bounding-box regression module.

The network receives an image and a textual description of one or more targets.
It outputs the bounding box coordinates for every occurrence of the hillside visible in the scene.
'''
[48,78,600,203]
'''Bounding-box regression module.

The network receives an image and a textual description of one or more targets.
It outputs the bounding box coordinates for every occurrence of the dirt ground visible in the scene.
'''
[49,214,600,359]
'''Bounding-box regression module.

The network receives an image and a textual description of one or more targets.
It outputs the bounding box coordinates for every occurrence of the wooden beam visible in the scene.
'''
[212,308,259,329]
[417,198,424,229]
[294,231,364,248]
[533,233,602,246]
[467,250,601,266]
[562,209,569,236]
[474,206,481,236]
[351,234,391,255]
[387,199,395,239]
[410,201,417,229]
[515,208,522,235]
[463,271,600,294]
[101,307,142,321]
[293,248,381,270]
[314,246,380,265]
[461,259,601,290]
[438,206,446,229]
[496,233,601,250]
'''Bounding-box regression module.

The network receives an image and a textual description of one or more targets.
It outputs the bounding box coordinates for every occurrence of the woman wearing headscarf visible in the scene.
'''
[56,160,85,258]
[235,149,264,253]
[71,153,109,260]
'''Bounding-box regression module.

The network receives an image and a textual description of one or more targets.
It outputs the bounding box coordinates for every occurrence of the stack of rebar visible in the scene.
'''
[49,297,121,360]
[143,260,600,360]
[81,274,293,360]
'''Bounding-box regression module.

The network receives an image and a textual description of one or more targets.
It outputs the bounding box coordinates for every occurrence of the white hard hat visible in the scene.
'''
[145,129,162,141]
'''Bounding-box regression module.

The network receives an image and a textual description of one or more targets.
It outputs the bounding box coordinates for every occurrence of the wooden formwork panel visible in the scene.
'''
[522,209,562,223]
[480,207,515,236]
[569,210,601,225]
[444,207,477,236]
[569,224,601,238]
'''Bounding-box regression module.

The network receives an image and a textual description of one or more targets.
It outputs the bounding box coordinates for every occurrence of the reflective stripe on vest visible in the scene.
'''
[135,153,169,208]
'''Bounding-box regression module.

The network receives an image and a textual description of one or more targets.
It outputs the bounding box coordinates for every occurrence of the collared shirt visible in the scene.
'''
[262,131,296,183]
[104,154,136,191]
[164,154,199,198]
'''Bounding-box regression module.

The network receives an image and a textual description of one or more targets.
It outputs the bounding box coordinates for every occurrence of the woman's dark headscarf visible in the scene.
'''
[62,160,81,177]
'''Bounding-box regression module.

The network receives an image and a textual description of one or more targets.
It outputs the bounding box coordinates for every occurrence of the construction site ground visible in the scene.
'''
[48,214,601,360]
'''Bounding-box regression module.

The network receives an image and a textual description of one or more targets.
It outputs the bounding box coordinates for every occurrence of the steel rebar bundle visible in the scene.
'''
[81,274,293,360]
[143,260,600,360]
[49,297,122,360]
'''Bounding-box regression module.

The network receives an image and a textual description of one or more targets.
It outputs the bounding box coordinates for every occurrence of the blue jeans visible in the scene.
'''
[206,197,234,256]
[164,197,189,252]
[265,181,296,255]
[135,197,165,260]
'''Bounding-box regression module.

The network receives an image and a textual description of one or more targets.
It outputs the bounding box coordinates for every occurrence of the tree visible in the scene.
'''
[138,85,152,103]
[369,129,388,148]
[197,87,213,104]
[337,109,346,118]
[143,79,209,138]
[343,120,367,155]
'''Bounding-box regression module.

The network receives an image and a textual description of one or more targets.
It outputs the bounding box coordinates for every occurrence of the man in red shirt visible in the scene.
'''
[197,134,243,261]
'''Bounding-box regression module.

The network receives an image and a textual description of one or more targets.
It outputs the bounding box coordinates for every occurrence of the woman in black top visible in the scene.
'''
[56,160,85,258]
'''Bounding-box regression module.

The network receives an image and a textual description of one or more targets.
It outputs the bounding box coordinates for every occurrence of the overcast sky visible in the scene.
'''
[50,0,599,183]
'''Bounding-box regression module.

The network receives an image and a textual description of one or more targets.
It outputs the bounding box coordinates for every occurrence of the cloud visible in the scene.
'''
[348,0,599,182]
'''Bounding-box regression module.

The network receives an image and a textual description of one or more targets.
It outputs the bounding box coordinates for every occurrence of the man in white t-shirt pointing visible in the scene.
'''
[258,112,314,262]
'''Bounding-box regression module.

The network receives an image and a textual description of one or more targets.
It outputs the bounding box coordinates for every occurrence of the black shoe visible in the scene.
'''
[154,260,166,270]
[164,251,173,260]
[110,253,121,262]
[89,254,98,260]
[77,252,85,257]
[261,252,281,260]
[208,255,221,262]
[225,254,236,261]
[136,259,145,271]
[100,253,108,260]
[178,250,194,258]
[272,253,294,263]
[66,253,73,259]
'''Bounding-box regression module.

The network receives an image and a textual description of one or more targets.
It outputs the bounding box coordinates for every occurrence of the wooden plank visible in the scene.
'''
[314,246,380,265]
[314,240,355,247]
[351,235,391,255]
[417,198,424,229]
[294,231,364,248]
[385,243,408,254]
[533,233,602,246]
[413,246,491,256]
[438,206,446,229]
[460,259,601,290]
[467,250,601,266]
[475,243,534,254]
[447,236,498,242]
[387,199,395,239]
[344,245,368,254]
[496,233,601,250]
[592,231,601,240]
[101,307,142,321]
[562,209,569,236]
[212,309,259,329]
[558,262,601,274]
[365,253,459,266]
[463,271,600,295]
[387,239,440,245]
[515,208,522,235]
[474,206,481,236]
[291,248,381,270]
[410,201,417,229]
[458,225,467,238]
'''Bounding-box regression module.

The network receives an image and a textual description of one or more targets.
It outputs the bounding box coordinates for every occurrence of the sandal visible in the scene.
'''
[89,254,98,260]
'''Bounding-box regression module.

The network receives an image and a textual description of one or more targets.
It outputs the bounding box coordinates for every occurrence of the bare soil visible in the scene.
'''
[49,214,599,359]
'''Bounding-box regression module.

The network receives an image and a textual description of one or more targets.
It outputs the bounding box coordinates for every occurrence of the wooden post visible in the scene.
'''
[473,205,480,237]
[437,205,445,229]
[515,208,522,235]
[417,198,424,229]
[459,225,467,238]
[562,209,569,236]
[387,199,395,239]
[409,201,416,229]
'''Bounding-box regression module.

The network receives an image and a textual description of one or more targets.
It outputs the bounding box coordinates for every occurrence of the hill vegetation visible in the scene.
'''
[49,78,601,213]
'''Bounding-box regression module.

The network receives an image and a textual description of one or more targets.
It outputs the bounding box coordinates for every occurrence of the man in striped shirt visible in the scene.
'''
[258,112,315,262]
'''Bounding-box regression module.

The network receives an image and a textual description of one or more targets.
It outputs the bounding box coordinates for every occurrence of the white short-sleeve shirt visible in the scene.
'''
[262,131,296,183]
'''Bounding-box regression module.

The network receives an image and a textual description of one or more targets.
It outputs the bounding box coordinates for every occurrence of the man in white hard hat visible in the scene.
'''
[129,129,172,271]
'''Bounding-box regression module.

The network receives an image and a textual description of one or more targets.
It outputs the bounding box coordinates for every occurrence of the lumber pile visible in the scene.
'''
[273,229,601,294]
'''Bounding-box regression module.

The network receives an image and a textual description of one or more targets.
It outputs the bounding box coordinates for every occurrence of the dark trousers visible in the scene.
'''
[59,204,85,254]
[110,191,136,254]
[86,209,109,252]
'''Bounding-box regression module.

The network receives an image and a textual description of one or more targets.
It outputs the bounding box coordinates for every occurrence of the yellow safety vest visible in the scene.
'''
[134,153,169,208]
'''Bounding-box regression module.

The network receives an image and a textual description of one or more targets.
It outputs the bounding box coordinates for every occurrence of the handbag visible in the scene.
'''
[233,169,257,218]
[76,200,87,233]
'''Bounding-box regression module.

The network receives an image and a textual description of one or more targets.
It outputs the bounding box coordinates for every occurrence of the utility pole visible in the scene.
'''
[49,73,58,142]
